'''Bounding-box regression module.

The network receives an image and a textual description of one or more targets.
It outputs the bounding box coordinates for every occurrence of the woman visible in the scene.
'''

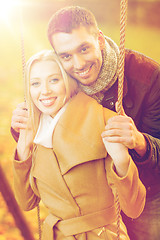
[13,50,146,240]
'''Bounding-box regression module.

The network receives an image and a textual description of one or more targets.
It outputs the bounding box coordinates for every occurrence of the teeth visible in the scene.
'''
[41,99,54,104]
[78,68,90,76]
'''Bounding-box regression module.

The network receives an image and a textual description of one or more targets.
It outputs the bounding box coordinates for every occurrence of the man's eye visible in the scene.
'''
[81,47,88,53]
[61,54,71,61]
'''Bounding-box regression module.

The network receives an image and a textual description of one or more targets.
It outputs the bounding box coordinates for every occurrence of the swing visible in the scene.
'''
[19,1,128,239]
[116,0,128,239]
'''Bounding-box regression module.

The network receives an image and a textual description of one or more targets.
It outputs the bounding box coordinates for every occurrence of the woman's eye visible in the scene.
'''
[31,82,40,86]
[50,78,59,83]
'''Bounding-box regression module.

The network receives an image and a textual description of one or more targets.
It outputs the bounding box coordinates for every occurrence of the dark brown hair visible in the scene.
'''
[47,6,99,47]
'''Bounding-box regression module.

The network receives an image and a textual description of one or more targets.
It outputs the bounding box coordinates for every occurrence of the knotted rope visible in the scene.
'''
[116,1,128,240]
[117,0,128,115]
[19,8,26,99]
[19,7,42,240]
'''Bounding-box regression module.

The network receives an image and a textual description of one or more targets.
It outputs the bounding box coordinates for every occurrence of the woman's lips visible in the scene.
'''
[40,97,56,107]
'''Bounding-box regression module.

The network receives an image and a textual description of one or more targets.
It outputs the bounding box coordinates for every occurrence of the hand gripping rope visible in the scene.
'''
[19,1,128,239]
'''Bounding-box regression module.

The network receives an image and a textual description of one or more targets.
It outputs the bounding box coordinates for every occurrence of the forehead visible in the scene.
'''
[30,60,61,77]
[51,26,98,54]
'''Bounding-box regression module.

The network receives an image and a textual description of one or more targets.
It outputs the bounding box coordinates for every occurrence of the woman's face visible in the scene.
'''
[30,60,66,118]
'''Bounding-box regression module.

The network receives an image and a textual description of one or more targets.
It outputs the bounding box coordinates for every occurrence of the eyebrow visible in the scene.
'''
[30,77,40,82]
[58,42,90,56]
[30,74,61,81]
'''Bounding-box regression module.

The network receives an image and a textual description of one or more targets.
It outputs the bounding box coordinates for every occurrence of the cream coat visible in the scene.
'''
[13,92,146,240]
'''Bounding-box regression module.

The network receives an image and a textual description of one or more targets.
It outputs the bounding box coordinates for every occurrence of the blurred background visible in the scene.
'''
[0,0,160,239]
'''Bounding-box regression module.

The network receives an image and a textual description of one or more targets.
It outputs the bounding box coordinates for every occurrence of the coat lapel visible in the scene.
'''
[52,92,108,175]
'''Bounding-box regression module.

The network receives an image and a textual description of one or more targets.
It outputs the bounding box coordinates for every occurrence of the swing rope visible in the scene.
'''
[116,1,128,239]
[117,0,128,115]
[19,1,128,239]
[37,204,42,240]
[19,8,26,99]
[19,7,42,240]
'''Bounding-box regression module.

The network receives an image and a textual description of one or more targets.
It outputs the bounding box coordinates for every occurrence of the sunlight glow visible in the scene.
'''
[0,0,21,23]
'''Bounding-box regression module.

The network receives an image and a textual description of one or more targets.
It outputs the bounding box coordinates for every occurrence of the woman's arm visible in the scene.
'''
[101,117,146,218]
[12,102,40,210]
[13,150,40,211]
[101,122,131,177]
[105,155,146,219]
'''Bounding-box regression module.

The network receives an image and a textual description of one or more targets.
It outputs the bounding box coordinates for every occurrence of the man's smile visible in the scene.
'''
[75,64,93,79]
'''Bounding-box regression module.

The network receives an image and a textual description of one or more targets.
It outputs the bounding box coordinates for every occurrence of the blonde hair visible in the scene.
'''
[24,49,78,136]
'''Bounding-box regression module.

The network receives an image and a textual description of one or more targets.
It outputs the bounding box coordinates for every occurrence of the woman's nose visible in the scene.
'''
[41,82,51,95]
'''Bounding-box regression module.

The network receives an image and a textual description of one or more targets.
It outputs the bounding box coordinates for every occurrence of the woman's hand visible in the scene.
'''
[11,102,29,133]
[101,133,130,177]
[13,102,34,161]
[101,104,134,177]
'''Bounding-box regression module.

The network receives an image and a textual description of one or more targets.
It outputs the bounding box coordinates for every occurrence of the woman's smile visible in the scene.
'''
[30,60,66,117]
[40,97,57,107]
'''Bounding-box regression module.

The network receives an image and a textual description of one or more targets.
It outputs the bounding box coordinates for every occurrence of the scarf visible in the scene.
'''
[79,36,119,103]
[34,102,69,148]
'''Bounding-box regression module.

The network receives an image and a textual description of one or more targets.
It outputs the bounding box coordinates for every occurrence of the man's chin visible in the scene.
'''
[77,78,96,86]
[71,73,96,86]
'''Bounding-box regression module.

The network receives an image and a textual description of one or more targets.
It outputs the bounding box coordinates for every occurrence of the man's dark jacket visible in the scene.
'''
[102,49,160,192]
[102,49,160,239]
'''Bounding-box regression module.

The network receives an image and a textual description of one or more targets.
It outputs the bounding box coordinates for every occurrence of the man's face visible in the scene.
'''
[51,26,104,86]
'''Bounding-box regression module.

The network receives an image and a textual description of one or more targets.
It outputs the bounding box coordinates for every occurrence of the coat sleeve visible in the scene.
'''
[10,127,19,142]
[140,68,160,139]
[130,133,160,173]
[143,134,160,171]
[105,156,146,219]
[125,51,160,171]
[13,150,40,211]
[130,68,160,171]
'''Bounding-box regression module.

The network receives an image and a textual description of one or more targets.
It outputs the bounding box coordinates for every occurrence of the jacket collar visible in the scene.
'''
[101,76,129,110]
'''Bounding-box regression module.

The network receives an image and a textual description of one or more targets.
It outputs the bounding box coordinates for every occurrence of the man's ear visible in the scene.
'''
[98,30,105,50]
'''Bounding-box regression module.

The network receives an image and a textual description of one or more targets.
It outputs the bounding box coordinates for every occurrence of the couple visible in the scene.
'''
[11,6,160,240]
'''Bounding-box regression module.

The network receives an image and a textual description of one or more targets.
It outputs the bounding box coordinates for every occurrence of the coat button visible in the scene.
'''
[110,101,114,106]
[147,187,151,192]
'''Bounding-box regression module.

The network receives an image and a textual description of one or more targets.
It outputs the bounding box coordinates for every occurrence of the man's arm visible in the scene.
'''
[124,50,160,170]
[136,134,160,172]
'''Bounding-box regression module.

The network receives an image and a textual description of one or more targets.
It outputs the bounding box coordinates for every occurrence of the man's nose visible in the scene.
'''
[73,55,85,69]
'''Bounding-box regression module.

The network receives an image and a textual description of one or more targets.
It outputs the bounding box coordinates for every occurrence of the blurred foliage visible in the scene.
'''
[0,0,160,239]
[12,0,160,27]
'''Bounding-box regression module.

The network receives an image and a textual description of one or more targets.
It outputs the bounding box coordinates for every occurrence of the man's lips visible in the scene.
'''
[75,64,93,78]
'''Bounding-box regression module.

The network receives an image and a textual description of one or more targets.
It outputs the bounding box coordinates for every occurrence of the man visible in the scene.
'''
[11,6,160,240]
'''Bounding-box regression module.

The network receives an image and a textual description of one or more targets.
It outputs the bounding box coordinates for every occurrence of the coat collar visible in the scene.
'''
[52,92,107,174]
